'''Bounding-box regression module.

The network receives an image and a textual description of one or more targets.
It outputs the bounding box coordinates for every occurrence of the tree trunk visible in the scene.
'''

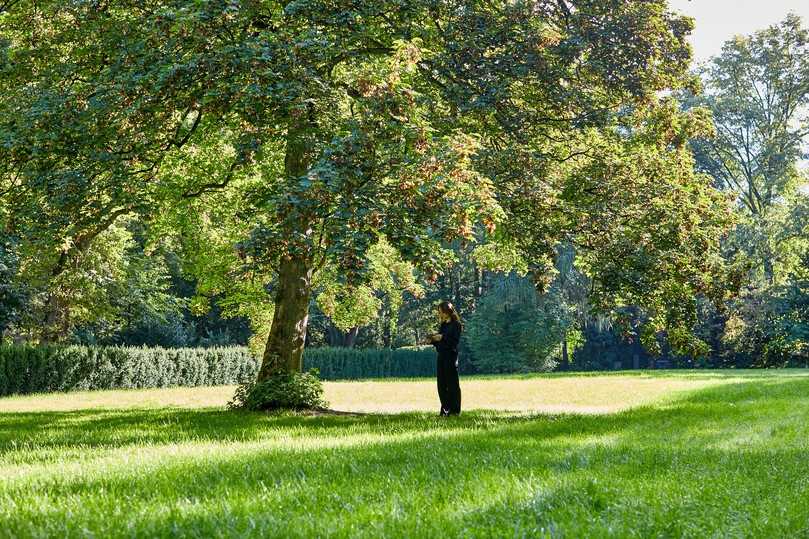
[763,255,774,285]
[257,116,315,380]
[42,293,69,343]
[560,337,569,370]
[327,324,359,347]
[381,314,391,348]
[344,326,359,348]
[259,256,314,379]
[327,325,340,346]
[453,265,462,309]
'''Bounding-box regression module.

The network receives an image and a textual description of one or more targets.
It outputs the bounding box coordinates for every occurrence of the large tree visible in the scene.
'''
[1,1,732,379]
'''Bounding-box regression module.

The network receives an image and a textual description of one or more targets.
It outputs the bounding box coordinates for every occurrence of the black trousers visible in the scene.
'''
[436,353,461,415]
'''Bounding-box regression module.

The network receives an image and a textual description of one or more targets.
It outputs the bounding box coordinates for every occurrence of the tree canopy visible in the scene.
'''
[1,1,736,376]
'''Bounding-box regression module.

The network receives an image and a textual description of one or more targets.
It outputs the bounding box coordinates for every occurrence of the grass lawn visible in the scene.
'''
[2,370,809,537]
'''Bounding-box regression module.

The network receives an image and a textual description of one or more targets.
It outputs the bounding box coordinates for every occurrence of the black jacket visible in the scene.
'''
[433,320,462,356]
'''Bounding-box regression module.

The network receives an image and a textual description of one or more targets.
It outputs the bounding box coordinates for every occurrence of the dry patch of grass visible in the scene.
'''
[0,372,773,414]
[324,375,739,413]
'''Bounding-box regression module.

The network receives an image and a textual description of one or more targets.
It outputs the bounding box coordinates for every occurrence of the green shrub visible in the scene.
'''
[227,369,327,411]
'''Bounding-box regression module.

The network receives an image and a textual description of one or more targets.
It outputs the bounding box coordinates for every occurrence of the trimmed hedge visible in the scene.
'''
[303,346,436,380]
[0,344,439,396]
[0,345,259,396]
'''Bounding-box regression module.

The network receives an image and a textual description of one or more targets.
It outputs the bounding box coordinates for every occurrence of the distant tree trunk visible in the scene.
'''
[344,326,359,348]
[327,324,359,347]
[382,310,392,348]
[41,294,62,343]
[472,261,484,314]
[453,265,462,309]
[327,325,339,346]
[560,337,569,370]
[763,255,775,285]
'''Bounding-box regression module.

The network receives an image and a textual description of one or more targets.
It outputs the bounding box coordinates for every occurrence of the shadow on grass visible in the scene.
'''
[1,376,807,453]
[2,378,809,537]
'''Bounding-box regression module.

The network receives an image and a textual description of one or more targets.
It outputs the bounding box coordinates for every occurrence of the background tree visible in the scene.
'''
[314,237,425,348]
[683,14,809,367]
[466,268,577,374]
[687,13,809,284]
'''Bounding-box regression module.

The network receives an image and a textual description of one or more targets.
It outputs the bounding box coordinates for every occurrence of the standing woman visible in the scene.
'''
[425,301,463,416]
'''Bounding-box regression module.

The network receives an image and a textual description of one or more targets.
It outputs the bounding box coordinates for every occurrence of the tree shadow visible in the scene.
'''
[1,376,806,454]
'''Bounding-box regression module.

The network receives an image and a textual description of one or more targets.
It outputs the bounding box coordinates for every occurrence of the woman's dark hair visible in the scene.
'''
[438,300,463,329]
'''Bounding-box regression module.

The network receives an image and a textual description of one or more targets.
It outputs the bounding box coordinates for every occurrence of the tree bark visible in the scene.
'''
[328,324,359,347]
[257,115,315,380]
[345,326,359,348]
[259,255,314,379]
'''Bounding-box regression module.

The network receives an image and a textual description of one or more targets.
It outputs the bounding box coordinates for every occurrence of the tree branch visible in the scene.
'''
[181,160,239,198]
[0,0,21,13]
[52,206,133,278]
[165,107,202,150]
